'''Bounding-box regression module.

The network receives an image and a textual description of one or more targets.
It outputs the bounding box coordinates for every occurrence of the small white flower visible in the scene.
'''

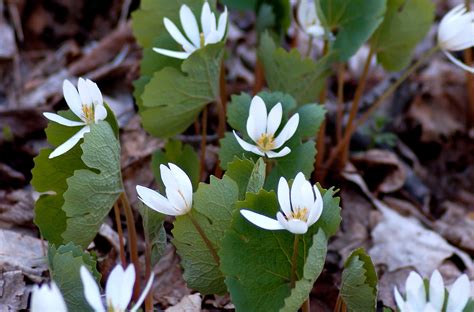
[43,78,107,158]
[438,4,474,73]
[233,95,300,159]
[296,0,325,37]
[80,264,154,312]
[136,163,193,216]
[31,281,68,312]
[240,172,323,234]
[153,2,228,59]
[394,270,471,312]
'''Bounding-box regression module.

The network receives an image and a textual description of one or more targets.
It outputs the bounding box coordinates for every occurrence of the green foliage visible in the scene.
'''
[317,0,387,61]
[172,175,239,294]
[258,32,332,104]
[139,204,167,266]
[140,43,224,138]
[221,0,256,10]
[151,140,200,191]
[370,0,434,71]
[225,157,266,199]
[464,300,474,312]
[220,188,341,311]
[256,0,291,35]
[340,248,378,312]
[360,115,397,148]
[48,243,100,312]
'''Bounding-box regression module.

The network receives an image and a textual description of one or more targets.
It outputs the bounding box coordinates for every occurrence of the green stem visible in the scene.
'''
[290,235,300,288]
[188,213,220,265]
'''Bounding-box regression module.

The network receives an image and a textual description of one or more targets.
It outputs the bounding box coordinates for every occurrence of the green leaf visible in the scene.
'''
[220,188,340,311]
[293,104,326,139]
[221,0,256,10]
[256,0,291,34]
[340,248,378,312]
[48,242,100,312]
[226,157,266,199]
[464,300,474,312]
[370,0,434,71]
[318,0,387,61]
[172,175,239,294]
[151,140,200,191]
[280,230,327,312]
[139,204,167,266]
[258,32,332,104]
[140,43,224,138]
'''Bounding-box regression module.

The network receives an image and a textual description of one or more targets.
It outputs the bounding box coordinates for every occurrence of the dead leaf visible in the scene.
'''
[0,270,29,310]
[165,293,201,312]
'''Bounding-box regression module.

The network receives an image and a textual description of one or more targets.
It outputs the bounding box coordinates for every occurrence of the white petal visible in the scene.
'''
[277,177,292,217]
[406,271,427,311]
[278,213,308,234]
[233,131,265,156]
[49,126,89,159]
[307,185,323,226]
[299,176,315,212]
[130,273,155,312]
[168,163,193,209]
[63,79,83,119]
[86,79,103,106]
[216,7,228,41]
[240,209,285,230]
[165,187,189,214]
[78,77,93,107]
[429,270,445,311]
[153,47,191,59]
[160,164,179,191]
[163,17,195,51]
[80,266,105,312]
[444,50,474,74]
[43,112,85,127]
[447,274,470,312]
[204,30,221,45]
[200,2,212,37]
[105,265,130,310]
[306,25,325,37]
[136,185,179,216]
[424,303,438,312]
[394,287,407,312]
[94,105,107,123]
[31,282,68,312]
[180,5,201,48]
[273,114,300,149]
[290,172,307,211]
[265,147,291,158]
[266,103,283,135]
[246,96,268,142]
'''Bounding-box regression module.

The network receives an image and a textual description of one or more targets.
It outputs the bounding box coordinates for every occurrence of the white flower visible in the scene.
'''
[296,0,325,37]
[233,95,300,158]
[240,172,323,234]
[80,264,154,312]
[43,78,107,158]
[438,4,474,73]
[153,2,228,59]
[394,270,471,312]
[136,163,193,216]
[31,282,68,312]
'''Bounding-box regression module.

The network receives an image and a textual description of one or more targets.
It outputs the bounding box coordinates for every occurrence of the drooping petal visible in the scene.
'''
[265,147,291,158]
[216,7,228,41]
[153,47,191,59]
[78,77,93,107]
[200,2,212,37]
[63,79,83,119]
[168,163,193,209]
[94,105,107,123]
[273,114,300,149]
[429,270,445,311]
[80,266,106,312]
[394,287,407,312]
[277,177,292,217]
[233,131,265,156]
[49,126,90,159]
[163,17,195,51]
[180,5,201,48]
[307,185,323,226]
[43,112,85,127]
[246,96,268,142]
[130,273,155,312]
[446,274,470,312]
[444,50,474,74]
[86,79,103,107]
[240,209,285,230]
[136,185,179,216]
[405,272,427,311]
[266,103,283,135]
[31,282,68,312]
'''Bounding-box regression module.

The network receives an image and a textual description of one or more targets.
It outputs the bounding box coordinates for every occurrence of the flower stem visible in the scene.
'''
[290,234,300,288]
[199,106,208,181]
[336,63,345,144]
[464,0,474,128]
[253,58,265,95]
[144,234,153,312]
[302,298,310,312]
[113,201,126,267]
[214,60,227,178]
[120,192,141,299]
[187,213,220,266]
[305,37,314,58]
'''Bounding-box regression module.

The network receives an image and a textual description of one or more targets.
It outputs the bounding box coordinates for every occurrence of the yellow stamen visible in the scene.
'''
[289,207,308,222]
[200,32,205,47]
[256,133,275,152]
[81,104,94,124]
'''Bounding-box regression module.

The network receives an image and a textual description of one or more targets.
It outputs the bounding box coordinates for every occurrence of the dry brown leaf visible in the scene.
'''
[165,293,202,312]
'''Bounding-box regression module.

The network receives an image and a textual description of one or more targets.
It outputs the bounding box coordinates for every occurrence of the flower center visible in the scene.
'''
[200,32,205,47]
[82,104,95,124]
[288,207,308,222]
[256,133,275,152]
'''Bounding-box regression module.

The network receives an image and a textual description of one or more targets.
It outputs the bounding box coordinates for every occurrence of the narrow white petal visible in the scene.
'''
[266,147,291,158]
[49,126,89,159]
[116,264,135,310]
[284,219,309,234]
[290,172,307,212]
[306,25,325,37]
[204,30,221,45]
[80,266,106,312]
[273,114,300,149]
[200,2,212,37]
[240,209,285,230]
[78,77,93,107]
[233,131,265,156]
[130,273,155,312]
[168,163,193,209]
[63,79,83,119]
[307,185,323,226]
[394,287,407,312]
[136,185,178,216]
[446,274,470,312]
[299,178,315,212]
[444,50,474,74]
[266,103,283,135]
[406,271,427,311]
[153,47,191,59]
[246,96,268,142]
[216,7,228,41]
[424,303,438,312]
[43,112,85,127]
[165,187,189,214]
[105,265,125,310]
[429,270,445,311]
[180,5,201,48]
[277,177,292,217]
[86,79,103,106]
[160,164,179,191]
[163,17,195,50]
[94,105,107,123]
[31,283,68,312]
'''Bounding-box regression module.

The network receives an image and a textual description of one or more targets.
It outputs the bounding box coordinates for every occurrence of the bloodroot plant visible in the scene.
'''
[30,0,474,311]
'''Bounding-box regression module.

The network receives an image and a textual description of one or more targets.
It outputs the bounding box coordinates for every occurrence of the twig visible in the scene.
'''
[315,41,329,181]
[113,201,126,267]
[199,106,208,180]
[336,63,345,143]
